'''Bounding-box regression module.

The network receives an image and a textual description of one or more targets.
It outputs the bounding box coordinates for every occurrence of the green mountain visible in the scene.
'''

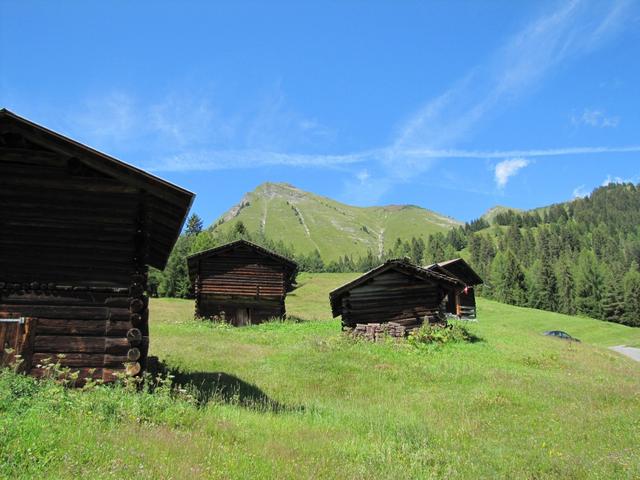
[481,205,523,224]
[211,182,461,261]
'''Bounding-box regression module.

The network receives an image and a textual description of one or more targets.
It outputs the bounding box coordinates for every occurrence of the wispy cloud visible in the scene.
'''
[343,0,634,202]
[64,84,333,162]
[602,174,637,186]
[149,149,372,172]
[356,169,370,184]
[495,159,530,188]
[51,0,636,204]
[68,91,137,145]
[148,144,640,172]
[571,108,620,128]
[572,185,589,198]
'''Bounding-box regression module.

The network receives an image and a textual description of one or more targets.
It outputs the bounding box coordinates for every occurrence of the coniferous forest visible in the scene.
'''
[153,182,640,327]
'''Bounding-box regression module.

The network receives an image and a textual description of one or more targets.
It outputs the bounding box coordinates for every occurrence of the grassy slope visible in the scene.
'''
[481,205,524,224]
[2,274,639,479]
[214,183,460,260]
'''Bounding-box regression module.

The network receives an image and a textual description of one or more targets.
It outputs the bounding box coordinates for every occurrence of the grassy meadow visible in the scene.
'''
[2,272,640,479]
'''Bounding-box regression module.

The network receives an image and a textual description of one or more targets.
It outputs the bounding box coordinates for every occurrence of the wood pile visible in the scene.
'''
[347,317,424,341]
[346,313,452,341]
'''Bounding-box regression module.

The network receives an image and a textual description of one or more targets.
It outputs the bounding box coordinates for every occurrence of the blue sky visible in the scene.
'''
[1,1,639,225]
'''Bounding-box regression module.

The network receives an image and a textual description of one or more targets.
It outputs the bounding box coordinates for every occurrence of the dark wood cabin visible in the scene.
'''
[425,258,483,319]
[329,259,462,330]
[0,109,194,383]
[187,240,297,326]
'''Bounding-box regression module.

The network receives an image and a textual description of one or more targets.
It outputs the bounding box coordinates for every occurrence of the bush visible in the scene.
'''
[407,322,477,347]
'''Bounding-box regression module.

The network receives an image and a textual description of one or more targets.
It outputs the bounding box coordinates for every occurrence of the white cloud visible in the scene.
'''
[348,0,634,202]
[69,92,137,144]
[393,1,630,153]
[54,0,636,205]
[495,158,530,188]
[147,144,640,172]
[149,149,371,172]
[356,169,370,184]
[571,108,620,128]
[572,185,589,198]
[602,174,635,186]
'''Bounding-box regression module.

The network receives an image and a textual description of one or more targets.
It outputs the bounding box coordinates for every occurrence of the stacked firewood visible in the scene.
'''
[348,318,423,341]
[386,318,422,338]
[346,313,453,341]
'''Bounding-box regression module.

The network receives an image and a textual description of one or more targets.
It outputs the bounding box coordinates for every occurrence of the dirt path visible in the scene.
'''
[610,345,640,362]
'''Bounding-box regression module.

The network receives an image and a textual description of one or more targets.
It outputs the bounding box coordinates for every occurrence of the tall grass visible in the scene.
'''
[1,272,639,479]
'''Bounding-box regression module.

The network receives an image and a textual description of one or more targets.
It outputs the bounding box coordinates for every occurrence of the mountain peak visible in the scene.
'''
[481,205,523,224]
[213,182,461,261]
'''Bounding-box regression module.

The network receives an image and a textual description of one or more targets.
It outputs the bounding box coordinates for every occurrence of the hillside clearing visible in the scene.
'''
[2,273,639,479]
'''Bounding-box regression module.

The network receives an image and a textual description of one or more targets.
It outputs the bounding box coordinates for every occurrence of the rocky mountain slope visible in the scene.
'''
[211,182,461,261]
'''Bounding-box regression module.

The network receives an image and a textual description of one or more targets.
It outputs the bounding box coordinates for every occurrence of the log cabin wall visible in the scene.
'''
[189,242,296,326]
[456,287,477,319]
[0,109,193,383]
[425,259,483,319]
[338,270,448,329]
[0,146,150,380]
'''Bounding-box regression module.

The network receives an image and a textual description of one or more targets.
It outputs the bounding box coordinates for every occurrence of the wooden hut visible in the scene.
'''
[187,240,297,326]
[425,258,483,318]
[329,259,462,334]
[0,109,194,382]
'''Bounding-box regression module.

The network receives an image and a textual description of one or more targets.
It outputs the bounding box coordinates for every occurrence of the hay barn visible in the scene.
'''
[425,258,483,319]
[329,259,463,335]
[187,240,297,326]
[0,109,193,383]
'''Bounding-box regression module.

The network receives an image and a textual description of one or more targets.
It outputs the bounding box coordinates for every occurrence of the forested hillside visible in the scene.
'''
[465,183,640,326]
[153,182,640,327]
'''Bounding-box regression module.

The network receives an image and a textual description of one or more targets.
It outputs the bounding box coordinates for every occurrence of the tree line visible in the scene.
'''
[151,182,640,327]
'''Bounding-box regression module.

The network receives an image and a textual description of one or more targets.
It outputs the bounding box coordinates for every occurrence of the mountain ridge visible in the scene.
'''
[211,182,461,261]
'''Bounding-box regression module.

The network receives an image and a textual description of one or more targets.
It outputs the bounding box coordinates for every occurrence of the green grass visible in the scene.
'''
[214,182,460,260]
[1,272,639,479]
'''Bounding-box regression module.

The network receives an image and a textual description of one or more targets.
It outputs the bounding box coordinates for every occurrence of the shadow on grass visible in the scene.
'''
[149,358,303,413]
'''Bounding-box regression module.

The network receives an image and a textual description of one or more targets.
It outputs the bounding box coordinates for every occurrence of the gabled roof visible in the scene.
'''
[329,259,463,317]
[0,108,194,269]
[187,239,298,283]
[425,258,483,286]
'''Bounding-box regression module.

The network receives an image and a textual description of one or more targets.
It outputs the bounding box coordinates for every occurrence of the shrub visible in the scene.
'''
[407,322,476,347]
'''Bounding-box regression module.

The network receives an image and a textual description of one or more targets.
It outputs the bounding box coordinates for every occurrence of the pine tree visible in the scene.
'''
[555,255,576,315]
[185,213,204,236]
[528,257,558,311]
[505,224,523,253]
[158,234,194,298]
[424,233,446,264]
[622,262,640,326]
[601,272,625,324]
[575,250,604,319]
[410,237,425,264]
[233,220,248,236]
[490,250,527,306]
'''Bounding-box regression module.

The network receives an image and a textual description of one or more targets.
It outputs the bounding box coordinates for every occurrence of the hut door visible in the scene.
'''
[0,317,35,370]
[237,308,251,326]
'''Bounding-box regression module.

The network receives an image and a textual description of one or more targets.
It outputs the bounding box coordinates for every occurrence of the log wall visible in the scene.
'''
[339,270,448,328]
[456,288,477,319]
[0,136,150,381]
[193,246,290,325]
[0,287,149,382]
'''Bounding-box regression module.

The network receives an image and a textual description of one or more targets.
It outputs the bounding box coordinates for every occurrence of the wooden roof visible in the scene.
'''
[425,258,483,286]
[187,239,298,283]
[329,259,463,317]
[0,108,194,270]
